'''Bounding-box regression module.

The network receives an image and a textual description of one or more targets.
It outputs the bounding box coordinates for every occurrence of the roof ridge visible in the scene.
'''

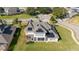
[34,22,47,33]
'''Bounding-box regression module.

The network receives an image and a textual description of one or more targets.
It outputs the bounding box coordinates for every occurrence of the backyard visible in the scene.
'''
[0,13,32,19]
[8,25,79,51]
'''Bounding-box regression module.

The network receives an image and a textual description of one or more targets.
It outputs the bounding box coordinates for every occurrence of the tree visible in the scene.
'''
[13,18,18,24]
[37,7,52,14]
[52,7,68,19]
[26,7,53,16]
[0,7,4,13]
[26,7,39,16]
[0,7,5,15]
[50,16,57,24]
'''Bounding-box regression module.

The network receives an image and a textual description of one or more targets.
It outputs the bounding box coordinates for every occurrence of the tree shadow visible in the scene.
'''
[50,25,62,41]
[26,41,34,44]
[8,28,21,51]
[54,25,62,41]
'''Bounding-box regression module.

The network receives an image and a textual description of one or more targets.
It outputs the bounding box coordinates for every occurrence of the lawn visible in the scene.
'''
[9,25,79,51]
[68,16,79,25]
[0,13,32,19]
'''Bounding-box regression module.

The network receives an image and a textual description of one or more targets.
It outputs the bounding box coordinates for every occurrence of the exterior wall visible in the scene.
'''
[0,26,16,51]
[4,8,20,15]
[34,33,45,38]
[33,37,47,42]
[26,34,58,42]
[24,28,33,35]
[26,31,34,35]
[32,37,58,42]
[47,37,58,42]
[25,32,58,42]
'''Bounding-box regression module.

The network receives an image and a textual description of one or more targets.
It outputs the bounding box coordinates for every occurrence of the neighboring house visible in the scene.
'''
[19,7,27,12]
[70,7,79,13]
[24,20,59,42]
[3,7,21,15]
[37,14,52,22]
[0,24,16,51]
[66,7,79,18]
[58,7,79,22]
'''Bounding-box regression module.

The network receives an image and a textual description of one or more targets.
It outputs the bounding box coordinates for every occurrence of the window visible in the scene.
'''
[38,38,44,41]
[28,27,32,31]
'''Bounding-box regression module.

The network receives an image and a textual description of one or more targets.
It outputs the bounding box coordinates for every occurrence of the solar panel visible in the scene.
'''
[17,10,20,12]
[47,33,55,37]
[0,25,6,31]
[3,29,12,34]
[28,27,32,31]
[3,26,12,34]
[36,28,44,32]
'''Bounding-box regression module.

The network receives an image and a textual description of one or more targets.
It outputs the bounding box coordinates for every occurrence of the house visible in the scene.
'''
[24,20,59,42]
[3,7,21,15]
[0,24,16,51]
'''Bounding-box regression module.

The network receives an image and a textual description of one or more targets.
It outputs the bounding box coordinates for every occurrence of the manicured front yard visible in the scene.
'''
[8,25,79,51]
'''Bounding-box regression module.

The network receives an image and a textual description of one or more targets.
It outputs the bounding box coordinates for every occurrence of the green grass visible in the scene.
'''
[0,13,32,19]
[8,28,21,51]
[68,16,79,25]
[9,25,79,51]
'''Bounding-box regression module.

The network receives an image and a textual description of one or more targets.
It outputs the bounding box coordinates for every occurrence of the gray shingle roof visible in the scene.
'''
[0,35,8,43]
[25,19,59,39]
[25,20,34,32]
[34,24,47,33]
[41,22,51,30]
[3,7,20,15]
[0,25,16,45]
[3,7,19,11]
[26,20,47,33]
